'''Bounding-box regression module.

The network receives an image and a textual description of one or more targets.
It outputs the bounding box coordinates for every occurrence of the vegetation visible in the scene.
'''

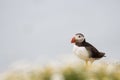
[1,62,120,80]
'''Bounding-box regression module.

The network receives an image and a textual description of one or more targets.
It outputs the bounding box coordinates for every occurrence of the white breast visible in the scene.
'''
[73,45,90,60]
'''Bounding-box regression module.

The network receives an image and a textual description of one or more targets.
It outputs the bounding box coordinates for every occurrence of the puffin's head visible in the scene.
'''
[71,33,85,43]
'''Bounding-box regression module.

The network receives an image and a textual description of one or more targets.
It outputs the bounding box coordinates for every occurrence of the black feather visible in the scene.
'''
[75,40,106,58]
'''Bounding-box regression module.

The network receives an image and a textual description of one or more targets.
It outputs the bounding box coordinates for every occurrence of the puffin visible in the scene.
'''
[71,33,106,64]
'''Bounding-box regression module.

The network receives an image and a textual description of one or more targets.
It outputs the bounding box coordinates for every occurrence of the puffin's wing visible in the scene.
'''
[84,42,100,58]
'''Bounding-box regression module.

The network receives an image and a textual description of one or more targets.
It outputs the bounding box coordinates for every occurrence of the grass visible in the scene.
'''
[1,62,120,80]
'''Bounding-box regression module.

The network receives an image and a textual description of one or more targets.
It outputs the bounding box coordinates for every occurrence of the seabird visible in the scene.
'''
[71,33,106,64]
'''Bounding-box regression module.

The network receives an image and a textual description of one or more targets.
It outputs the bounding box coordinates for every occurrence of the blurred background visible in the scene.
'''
[0,0,120,72]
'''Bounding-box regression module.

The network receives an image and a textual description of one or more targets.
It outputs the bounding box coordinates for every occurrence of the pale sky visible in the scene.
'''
[0,0,120,72]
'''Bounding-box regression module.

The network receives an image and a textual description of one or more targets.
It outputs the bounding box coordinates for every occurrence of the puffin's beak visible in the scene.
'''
[71,37,76,43]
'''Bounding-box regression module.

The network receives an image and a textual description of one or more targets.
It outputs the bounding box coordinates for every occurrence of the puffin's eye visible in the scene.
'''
[78,35,81,38]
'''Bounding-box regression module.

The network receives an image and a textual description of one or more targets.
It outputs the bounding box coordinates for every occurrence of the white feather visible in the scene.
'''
[73,45,90,61]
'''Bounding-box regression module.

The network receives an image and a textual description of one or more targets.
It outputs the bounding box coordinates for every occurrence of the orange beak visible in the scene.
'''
[71,37,76,43]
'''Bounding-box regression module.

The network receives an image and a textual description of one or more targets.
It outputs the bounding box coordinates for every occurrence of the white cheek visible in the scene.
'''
[75,36,78,39]
[80,38,84,41]
[78,38,84,42]
[75,36,85,42]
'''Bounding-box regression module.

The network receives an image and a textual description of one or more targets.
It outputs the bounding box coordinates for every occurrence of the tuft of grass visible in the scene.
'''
[62,66,87,80]
[2,62,120,80]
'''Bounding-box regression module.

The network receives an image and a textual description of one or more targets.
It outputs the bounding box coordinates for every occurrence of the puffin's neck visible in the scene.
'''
[75,40,86,47]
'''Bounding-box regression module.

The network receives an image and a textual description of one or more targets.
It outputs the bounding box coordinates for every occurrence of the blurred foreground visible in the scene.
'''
[1,61,120,80]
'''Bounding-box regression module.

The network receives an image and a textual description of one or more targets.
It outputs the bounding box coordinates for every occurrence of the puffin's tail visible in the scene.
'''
[99,52,106,58]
